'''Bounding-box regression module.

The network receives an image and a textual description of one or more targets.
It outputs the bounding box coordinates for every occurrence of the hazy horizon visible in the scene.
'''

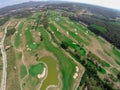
[0,0,120,10]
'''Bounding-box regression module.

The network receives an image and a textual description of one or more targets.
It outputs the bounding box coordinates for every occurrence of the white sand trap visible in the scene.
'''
[20,34,22,36]
[26,45,28,47]
[16,31,18,34]
[52,31,54,34]
[74,29,77,32]
[76,66,79,72]
[73,73,78,79]
[72,42,76,45]
[85,31,88,34]
[75,32,78,35]
[26,48,29,51]
[33,42,36,44]
[66,32,69,35]
[57,29,59,31]
[38,32,41,36]
[37,67,46,79]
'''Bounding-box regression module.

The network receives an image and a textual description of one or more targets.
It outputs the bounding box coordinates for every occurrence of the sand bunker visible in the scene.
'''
[37,67,46,79]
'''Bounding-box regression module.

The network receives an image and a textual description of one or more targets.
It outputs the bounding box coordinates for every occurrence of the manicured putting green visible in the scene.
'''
[29,43,39,50]
[29,63,44,77]
[39,56,58,90]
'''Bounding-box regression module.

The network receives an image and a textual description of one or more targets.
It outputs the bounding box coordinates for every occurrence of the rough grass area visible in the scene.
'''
[29,63,44,77]
[39,56,58,90]
[6,47,20,90]
[20,65,27,79]
[14,22,24,48]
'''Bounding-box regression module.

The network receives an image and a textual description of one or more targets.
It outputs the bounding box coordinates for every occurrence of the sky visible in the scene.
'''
[0,0,120,10]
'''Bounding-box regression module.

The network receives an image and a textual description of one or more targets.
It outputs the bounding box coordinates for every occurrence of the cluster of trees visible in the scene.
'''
[59,41,115,89]
[0,16,9,26]
[60,41,69,49]
[12,10,32,19]
[74,55,116,90]
[6,27,16,36]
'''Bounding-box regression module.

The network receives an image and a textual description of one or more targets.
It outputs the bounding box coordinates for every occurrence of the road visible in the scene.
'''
[0,23,10,90]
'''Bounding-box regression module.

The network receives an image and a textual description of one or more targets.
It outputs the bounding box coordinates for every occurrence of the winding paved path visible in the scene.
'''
[0,22,10,90]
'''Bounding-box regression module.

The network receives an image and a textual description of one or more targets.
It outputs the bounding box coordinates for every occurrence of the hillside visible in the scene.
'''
[0,1,120,90]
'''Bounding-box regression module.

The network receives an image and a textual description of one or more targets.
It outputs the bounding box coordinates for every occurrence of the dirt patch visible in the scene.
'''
[0,32,4,39]
[31,30,40,43]
[39,49,57,60]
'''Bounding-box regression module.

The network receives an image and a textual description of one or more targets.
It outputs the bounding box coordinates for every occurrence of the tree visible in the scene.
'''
[117,72,120,79]
[60,41,69,49]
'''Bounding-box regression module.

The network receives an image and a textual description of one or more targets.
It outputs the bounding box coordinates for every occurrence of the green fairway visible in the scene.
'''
[29,63,44,77]
[112,47,120,58]
[115,59,120,66]
[55,18,84,43]
[24,25,39,50]
[14,22,24,48]
[90,24,107,33]
[49,23,73,45]
[39,56,58,90]
[39,27,76,90]
[75,45,86,56]
[104,50,111,56]
[111,68,120,75]
[24,26,34,45]
[54,17,90,45]
[100,60,110,67]
[20,65,27,79]
[99,67,106,74]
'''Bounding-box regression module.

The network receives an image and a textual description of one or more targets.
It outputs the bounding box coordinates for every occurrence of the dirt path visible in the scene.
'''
[0,22,10,90]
